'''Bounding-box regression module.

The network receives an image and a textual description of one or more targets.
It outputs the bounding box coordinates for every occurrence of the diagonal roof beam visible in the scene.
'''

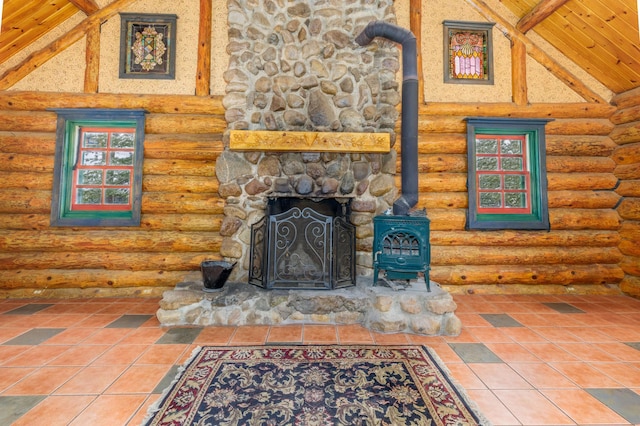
[516,0,570,34]
[0,0,137,90]
[67,0,100,16]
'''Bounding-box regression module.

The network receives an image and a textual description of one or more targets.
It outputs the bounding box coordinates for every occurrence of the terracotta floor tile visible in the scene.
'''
[493,389,575,425]
[510,363,577,389]
[336,324,374,344]
[446,363,486,390]
[530,327,582,343]
[11,395,96,426]
[47,344,110,366]
[500,327,547,343]
[80,328,132,345]
[549,362,623,388]
[591,362,640,388]
[427,342,463,363]
[267,325,303,343]
[521,343,581,362]
[468,363,532,390]
[467,327,514,343]
[466,389,520,426]
[228,325,269,345]
[42,327,96,345]
[592,342,640,362]
[302,325,338,343]
[0,327,31,343]
[483,343,541,363]
[455,313,492,327]
[372,332,410,345]
[92,345,148,366]
[0,367,36,393]
[128,394,161,426]
[193,326,236,345]
[0,345,30,366]
[4,366,82,395]
[106,364,172,394]
[563,326,617,342]
[118,327,167,345]
[594,326,640,341]
[39,314,90,328]
[557,342,620,362]
[442,328,479,343]
[55,365,128,395]
[69,394,147,426]
[407,334,445,345]
[507,313,554,327]
[3,345,71,367]
[542,389,629,425]
[135,344,189,365]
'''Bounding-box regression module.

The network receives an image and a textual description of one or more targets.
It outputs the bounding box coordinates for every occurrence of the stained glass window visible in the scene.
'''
[443,21,495,85]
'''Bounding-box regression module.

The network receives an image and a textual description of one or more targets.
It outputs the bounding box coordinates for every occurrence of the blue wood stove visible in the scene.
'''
[373,215,431,291]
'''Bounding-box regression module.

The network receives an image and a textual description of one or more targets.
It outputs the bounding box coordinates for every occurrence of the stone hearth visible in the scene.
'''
[156,278,462,336]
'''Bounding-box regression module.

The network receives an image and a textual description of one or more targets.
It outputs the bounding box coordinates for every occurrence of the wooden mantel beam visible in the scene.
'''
[67,0,100,15]
[516,0,570,33]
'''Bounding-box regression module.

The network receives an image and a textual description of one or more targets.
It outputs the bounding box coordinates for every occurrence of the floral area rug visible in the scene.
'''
[144,345,491,426]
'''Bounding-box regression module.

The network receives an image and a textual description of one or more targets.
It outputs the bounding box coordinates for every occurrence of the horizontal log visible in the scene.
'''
[0,172,52,190]
[143,159,217,177]
[0,153,54,173]
[616,180,640,197]
[610,104,640,125]
[547,173,618,191]
[420,208,466,231]
[0,251,221,271]
[614,164,640,180]
[0,132,55,154]
[610,121,640,145]
[0,91,225,114]
[430,229,620,247]
[431,246,621,266]
[415,173,468,192]
[617,197,640,220]
[612,142,640,164]
[0,230,222,252]
[620,275,640,297]
[140,214,223,232]
[0,269,191,289]
[142,192,224,214]
[549,208,621,230]
[0,214,51,230]
[611,87,640,109]
[144,135,223,160]
[414,155,467,173]
[546,156,615,173]
[146,114,226,135]
[420,192,468,209]
[430,263,624,286]
[418,116,465,133]
[545,119,614,136]
[0,111,57,132]
[0,189,51,213]
[416,133,466,154]
[547,190,620,209]
[545,136,617,157]
[620,220,640,234]
[143,175,219,193]
[419,102,615,119]
[619,256,640,275]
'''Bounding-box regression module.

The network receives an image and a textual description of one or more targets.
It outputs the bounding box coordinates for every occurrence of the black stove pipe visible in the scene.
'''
[355,21,418,216]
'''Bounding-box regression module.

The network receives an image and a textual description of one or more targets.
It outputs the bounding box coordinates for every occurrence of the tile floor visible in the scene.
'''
[1,293,640,425]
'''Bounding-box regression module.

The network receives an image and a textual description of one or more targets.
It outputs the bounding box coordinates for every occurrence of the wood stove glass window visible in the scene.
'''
[51,109,145,227]
[466,117,550,230]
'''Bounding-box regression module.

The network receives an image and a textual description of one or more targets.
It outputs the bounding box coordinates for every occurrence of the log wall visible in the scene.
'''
[0,91,630,295]
[610,87,640,297]
[0,92,225,295]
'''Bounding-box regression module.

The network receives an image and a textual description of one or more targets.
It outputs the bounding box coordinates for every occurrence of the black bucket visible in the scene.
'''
[200,260,235,290]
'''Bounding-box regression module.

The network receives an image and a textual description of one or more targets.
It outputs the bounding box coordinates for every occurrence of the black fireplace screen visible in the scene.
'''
[249,198,355,290]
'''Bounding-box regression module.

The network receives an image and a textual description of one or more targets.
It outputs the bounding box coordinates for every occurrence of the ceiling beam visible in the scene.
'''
[516,0,570,34]
[67,0,100,15]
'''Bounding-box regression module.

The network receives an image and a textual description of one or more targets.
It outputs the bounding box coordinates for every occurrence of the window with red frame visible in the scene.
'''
[71,127,135,211]
[475,134,531,214]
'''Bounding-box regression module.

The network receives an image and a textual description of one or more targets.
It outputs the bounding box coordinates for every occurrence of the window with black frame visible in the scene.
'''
[50,109,146,227]
[466,117,551,230]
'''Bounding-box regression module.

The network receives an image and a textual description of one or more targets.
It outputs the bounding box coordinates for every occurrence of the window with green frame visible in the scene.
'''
[466,117,551,230]
[51,109,146,226]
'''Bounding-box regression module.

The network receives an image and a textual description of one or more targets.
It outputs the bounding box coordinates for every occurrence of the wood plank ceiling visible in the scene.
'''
[0,0,638,95]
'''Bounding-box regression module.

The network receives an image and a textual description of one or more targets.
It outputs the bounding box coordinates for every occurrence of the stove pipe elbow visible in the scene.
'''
[356,21,419,216]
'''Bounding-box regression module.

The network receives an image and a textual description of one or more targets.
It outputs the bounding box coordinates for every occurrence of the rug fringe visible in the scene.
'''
[140,345,203,426]
[423,345,493,426]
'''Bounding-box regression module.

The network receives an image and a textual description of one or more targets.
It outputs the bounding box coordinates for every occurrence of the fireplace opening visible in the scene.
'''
[249,197,356,290]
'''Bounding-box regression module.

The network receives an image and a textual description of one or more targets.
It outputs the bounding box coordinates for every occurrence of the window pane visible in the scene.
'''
[479,192,501,208]
[501,139,522,154]
[76,188,102,204]
[77,169,103,185]
[110,151,134,166]
[479,174,501,189]
[105,188,130,204]
[111,132,135,148]
[501,157,523,170]
[477,157,498,170]
[82,151,106,165]
[105,170,131,186]
[83,132,108,148]
[504,175,526,190]
[505,192,527,208]
[476,138,498,154]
